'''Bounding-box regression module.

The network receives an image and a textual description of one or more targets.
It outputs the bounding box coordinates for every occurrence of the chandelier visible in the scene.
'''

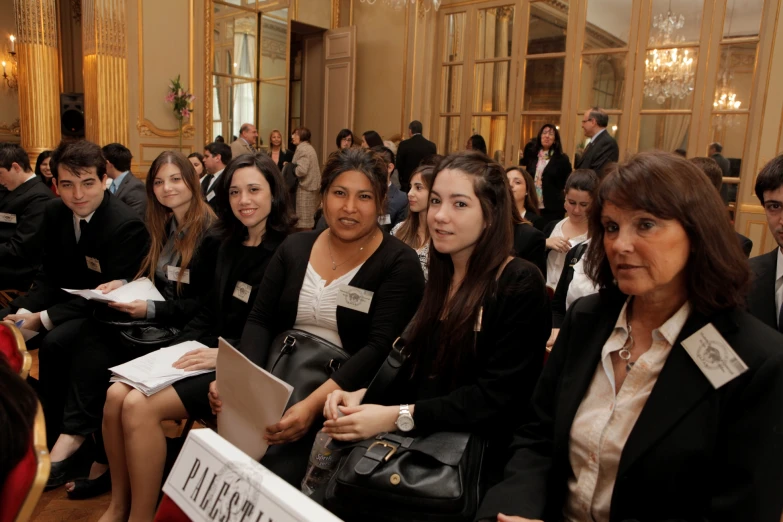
[360,0,441,16]
[643,6,695,105]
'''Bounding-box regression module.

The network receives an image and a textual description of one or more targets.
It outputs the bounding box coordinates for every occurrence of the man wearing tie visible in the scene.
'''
[748,154,783,334]
[575,107,619,175]
[201,142,232,213]
[102,143,146,219]
[2,140,150,446]
[230,123,258,159]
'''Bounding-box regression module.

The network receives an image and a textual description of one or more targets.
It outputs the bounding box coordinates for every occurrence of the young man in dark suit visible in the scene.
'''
[748,154,783,332]
[102,143,147,219]
[201,141,232,213]
[395,120,437,193]
[373,145,408,232]
[575,107,620,175]
[2,140,150,466]
[0,143,54,292]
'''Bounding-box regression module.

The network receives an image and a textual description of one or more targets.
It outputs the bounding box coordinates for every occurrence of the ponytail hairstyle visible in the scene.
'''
[137,151,216,293]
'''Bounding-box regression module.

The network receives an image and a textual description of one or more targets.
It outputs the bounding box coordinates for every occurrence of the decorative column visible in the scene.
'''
[13,0,61,160]
[82,0,128,145]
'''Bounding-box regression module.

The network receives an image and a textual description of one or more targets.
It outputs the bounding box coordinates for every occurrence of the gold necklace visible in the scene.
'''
[327,230,376,271]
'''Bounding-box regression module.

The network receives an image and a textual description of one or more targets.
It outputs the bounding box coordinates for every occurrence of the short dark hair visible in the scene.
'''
[362,130,383,149]
[755,154,783,204]
[409,120,423,134]
[585,151,749,316]
[293,127,312,143]
[215,135,225,143]
[371,145,395,166]
[0,143,32,172]
[187,152,204,164]
[321,148,388,215]
[467,134,487,155]
[101,143,133,172]
[565,169,599,194]
[674,148,687,157]
[690,157,723,191]
[587,107,609,128]
[336,129,355,149]
[204,142,232,165]
[709,142,723,153]
[50,140,106,180]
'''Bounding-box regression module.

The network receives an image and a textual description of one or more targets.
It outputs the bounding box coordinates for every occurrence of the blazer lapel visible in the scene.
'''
[617,309,738,477]
[114,174,129,197]
[1,177,36,208]
[754,250,778,326]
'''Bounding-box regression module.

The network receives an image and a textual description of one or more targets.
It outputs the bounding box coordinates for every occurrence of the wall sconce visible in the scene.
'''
[2,35,18,91]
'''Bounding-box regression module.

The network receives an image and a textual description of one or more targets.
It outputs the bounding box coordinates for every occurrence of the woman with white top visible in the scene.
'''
[209,147,425,487]
[543,169,598,290]
[391,164,436,278]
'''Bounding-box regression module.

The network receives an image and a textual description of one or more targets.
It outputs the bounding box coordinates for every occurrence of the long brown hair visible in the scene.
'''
[406,152,514,383]
[137,151,216,293]
[506,166,540,214]
[585,151,749,315]
[394,165,434,249]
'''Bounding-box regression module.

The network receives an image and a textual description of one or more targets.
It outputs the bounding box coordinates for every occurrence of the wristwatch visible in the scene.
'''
[395,404,415,432]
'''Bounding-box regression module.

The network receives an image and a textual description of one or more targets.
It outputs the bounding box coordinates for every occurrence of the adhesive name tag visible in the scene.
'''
[166,266,191,284]
[336,285,374,314]
[207,191,216,202]
[85,256,102,273]
[378,214,392,225]
[233,281,252,303]
[681,323,748,389]
[0,213,17,224]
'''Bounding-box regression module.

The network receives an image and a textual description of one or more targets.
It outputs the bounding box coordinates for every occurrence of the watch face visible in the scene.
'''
[397,414,415,432]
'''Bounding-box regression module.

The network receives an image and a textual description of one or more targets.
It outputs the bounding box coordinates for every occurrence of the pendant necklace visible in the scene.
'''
[618,313,635,373]
[327,230,376,271]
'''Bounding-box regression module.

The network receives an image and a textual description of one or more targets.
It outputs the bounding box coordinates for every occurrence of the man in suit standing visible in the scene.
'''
[0,143,54,292]
[201,141,232,213]
[575,107,619,175]
[708,142,732,178]
[102,143,146,219]
[230,123,257,159]
[2,140,150,448]
[373,146,408,232]
[748,154,783,332]
[395,120,437,193]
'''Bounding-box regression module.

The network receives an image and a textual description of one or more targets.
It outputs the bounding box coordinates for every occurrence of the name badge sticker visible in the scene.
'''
[85,256,102,273]
[233,281,252,303]
[682,323,748,389]
[378,214,392,225]
[207,191,216,202]
[166,266,191,284]
[0,213,17,224]
[336,285,374,314]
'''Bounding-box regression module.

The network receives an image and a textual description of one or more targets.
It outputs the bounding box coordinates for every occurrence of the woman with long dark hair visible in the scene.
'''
[360,130,383,149]
[506,166,544,229]
[391,164,434,278]
[526,124,573,225]
[98,153,295,521]
[323,152,550,507]
[34,150,56,193]
[336,129,355,150]
[187,152,205,179]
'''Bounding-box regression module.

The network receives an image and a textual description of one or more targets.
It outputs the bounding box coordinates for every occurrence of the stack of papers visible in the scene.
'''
[109,341,215,396]
[63,278,164,304]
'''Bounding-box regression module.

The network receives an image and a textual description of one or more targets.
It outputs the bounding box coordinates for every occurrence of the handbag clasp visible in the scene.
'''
[368,441,397,462]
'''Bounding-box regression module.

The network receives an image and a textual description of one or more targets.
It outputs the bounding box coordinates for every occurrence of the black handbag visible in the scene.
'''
[265,329,351,409]
[323,334,487,522]
[93,307,181,349]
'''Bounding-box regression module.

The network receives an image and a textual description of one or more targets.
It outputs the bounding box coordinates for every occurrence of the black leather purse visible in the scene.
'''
[323,334,487,522]
[265,329,351,409]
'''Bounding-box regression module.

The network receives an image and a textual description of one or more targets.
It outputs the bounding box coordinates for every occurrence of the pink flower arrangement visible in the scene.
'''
[165,74,195,124]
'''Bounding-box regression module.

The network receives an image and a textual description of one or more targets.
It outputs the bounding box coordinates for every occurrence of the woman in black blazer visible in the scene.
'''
[525,124,572,227]
[477,152,783,522]
[209,148,425,487]
[511,200,546,276]
[267,129,292,171]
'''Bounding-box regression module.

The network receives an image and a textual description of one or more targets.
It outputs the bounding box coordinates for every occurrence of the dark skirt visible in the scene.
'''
[172,372,216,420]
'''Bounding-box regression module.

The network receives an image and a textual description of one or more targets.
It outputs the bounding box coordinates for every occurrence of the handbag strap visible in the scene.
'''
[361,322,413,405]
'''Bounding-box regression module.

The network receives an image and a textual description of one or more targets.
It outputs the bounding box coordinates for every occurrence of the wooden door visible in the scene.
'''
[322,26,356,159]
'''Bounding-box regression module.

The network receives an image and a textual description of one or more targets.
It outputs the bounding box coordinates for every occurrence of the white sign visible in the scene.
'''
[163,429,343,522]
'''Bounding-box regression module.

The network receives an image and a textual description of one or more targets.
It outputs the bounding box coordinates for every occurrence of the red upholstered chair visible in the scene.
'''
[0,403,51,522]
[154,494,191,522]
[0,320,31,378]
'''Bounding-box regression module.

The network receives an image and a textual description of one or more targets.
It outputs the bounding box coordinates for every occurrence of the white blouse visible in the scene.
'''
[293,262,364,347]
[546,218,588,290]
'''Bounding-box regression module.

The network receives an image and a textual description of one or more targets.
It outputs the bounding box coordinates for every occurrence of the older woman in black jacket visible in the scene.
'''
[477,152,783,522]
[526,124,572,226]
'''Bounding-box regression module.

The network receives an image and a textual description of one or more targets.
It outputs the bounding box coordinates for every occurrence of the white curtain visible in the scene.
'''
[232,33,256,138]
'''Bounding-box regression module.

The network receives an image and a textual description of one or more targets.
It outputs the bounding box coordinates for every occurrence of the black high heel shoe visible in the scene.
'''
[45,443,92,490]
[66,468,112,499]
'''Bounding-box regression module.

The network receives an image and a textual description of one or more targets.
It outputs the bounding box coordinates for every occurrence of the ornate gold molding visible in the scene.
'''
[739,203,766,215]
[137,0,196,138]
[0,119,21,136]
[204,0,213,144]
[14,0,58,47]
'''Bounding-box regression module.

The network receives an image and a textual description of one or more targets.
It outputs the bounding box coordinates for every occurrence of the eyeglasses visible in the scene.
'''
[582,118,593,124]
[541,130,556,136]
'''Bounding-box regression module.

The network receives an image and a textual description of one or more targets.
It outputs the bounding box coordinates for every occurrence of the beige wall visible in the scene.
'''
[0,0,20,142]
[295,0,330,29]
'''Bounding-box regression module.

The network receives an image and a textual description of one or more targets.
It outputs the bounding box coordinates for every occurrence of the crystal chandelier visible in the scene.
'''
[360,0,441,16]
[644,5,695,105]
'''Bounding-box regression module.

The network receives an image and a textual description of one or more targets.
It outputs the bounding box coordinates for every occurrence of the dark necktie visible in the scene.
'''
[78,219,88,243]
[202,174,214,196]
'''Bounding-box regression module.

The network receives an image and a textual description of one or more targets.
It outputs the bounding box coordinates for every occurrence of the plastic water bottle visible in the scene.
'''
[301,430,340,496]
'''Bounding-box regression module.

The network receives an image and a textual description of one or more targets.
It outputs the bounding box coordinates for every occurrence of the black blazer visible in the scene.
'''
[551,241,590,328]
[748,248,779,330]
[384,184,409,233]
[395,134,437,190]
[113,172,147,219]
[177,234,283,347]
[239,230,425,391]
[476,289,783,522]
[526,153,572,212]
[513,223,546,276]
[575,130,619,174]
[269,149,292,172]
[0,176,54,290]
[524,211,545,231]
[11,192,150,326]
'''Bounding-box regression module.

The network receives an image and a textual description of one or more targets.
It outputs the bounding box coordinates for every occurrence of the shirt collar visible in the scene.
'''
[603,298,692,359]
[591,128,606,141]
[114,171,130,186]
[212,169,224,180]
[23,173,37,184]
[73,210,97,225]
[776,247,783,282]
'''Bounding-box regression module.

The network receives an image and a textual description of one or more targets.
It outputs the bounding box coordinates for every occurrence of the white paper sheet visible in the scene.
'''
[63,278,164,304]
